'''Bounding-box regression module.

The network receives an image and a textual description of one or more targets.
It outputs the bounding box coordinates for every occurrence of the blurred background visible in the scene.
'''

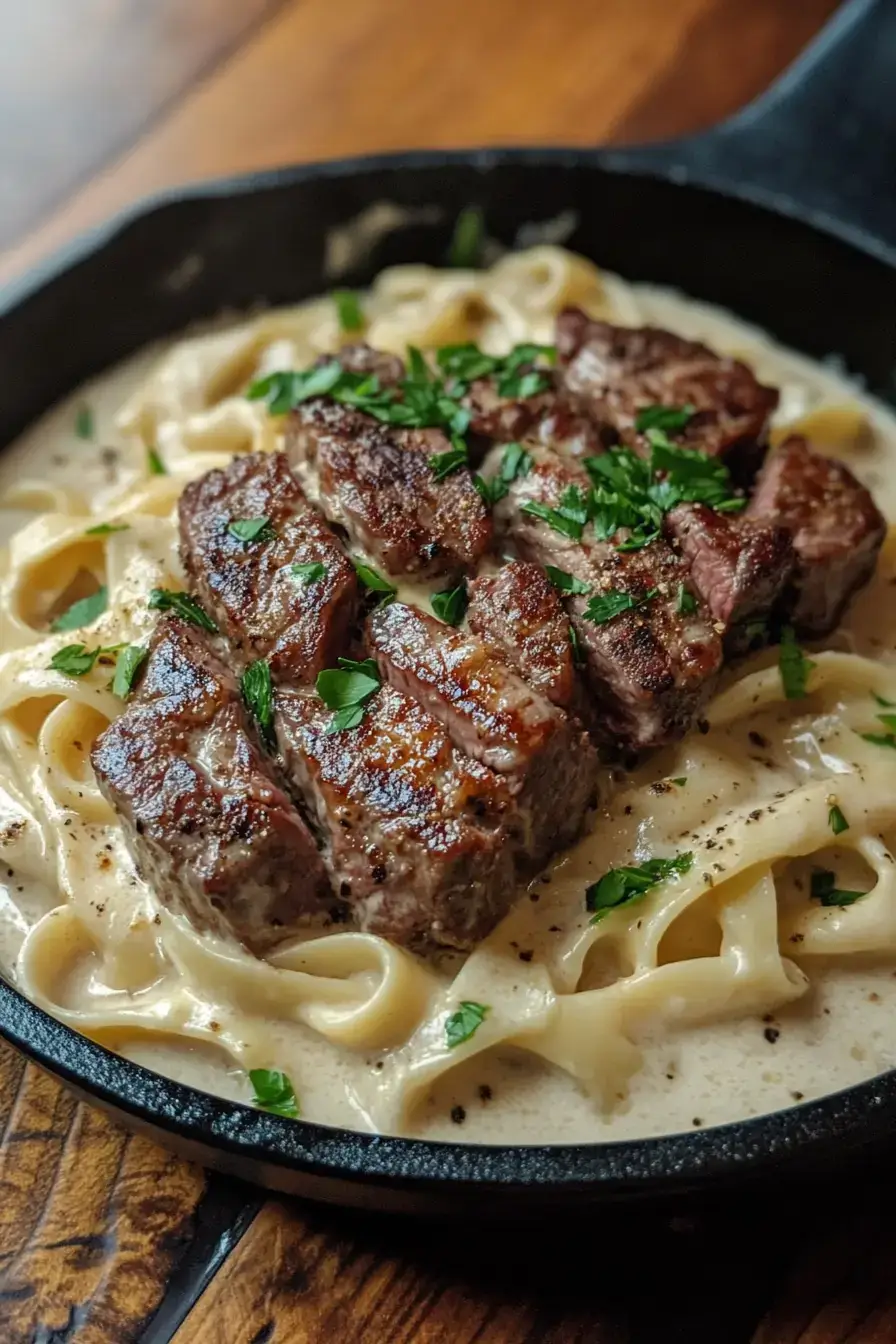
[1,1,839,283]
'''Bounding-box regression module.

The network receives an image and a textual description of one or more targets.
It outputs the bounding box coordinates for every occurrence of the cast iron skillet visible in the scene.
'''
[1,0,895,1214]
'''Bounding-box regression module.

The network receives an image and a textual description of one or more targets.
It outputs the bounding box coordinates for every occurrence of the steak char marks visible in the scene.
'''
[491,446,723,750]
[274,683,515,950]
[91,617,333,952]
[555,308,779,480]
[368,602,599,866]
[286,345,491,581]
[746,435,886,636]
[179,451,358,683]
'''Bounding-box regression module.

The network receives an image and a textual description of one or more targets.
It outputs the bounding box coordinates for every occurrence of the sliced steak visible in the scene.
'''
[91,617,332,952]
[491,446,723,750]
[663,503,794,654]
[274,683,515,950]
[286,402,491,582]
[463,376,605,462]
[179,451,358,684]
[327,342,405,385]
[746,435,886,636]
[555,308,779,478]
[368,601,599,866]
[467,560,576,711]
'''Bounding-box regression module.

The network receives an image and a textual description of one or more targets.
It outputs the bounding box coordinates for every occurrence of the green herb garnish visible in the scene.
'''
[431,584,468,627]
[352,560,397,605]
[241,659,275,746]
[676,584,697,615]
[436,343,555,400]
[828,804,849,836]
[448,206,484,268]
[249,1068,300,1119]
[429,439,469,481]
[872,692,896,708]
[586,853,693,924]
[316,656,381,734]
[228,516,276,544]
[779,626,816,700]
[584,586,658,626]
[333,289,364,333]
[49,644,108,676]
[545,566,590,595]
[75,404,94,440]
[290,562,326,584]
[146,446,167,475]
[473,474,508,508]
[521,484,590,540]
[148,588,218,633]
[810,869,866,908]
[85,522,129,537]
[445,1001,489,1048]
[634,404,694,434]
[670,777,687,787]
[50,586,108,633]
[569,622,585,667]
[112,644,148,699]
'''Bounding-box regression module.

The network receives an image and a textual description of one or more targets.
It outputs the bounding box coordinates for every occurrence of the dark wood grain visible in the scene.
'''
[1,3,887,1342]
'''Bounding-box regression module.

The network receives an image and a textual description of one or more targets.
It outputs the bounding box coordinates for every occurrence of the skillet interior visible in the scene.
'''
[2,152,896,1210]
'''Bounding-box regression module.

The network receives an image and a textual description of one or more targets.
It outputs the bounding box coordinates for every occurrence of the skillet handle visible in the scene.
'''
[603,0,896,260]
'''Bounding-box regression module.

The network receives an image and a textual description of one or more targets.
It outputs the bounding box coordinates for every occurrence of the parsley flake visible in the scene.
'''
[779,626,815,700]
[521,484,590,540]
[448,206,484,268]
[473,474,508,508]
[569,622,586,667]
[85,522,129,537]
[676,583,697,614]
[828,804,849,836]
[445,1001,489,1048]
[49,644,104,676]
[112,644,148,699]
[228,516,276,544]
[146,446,167,475]
[545,566,590,595]
[670,777,687,787]
[51,586,108,633]
[75,404,94,440]
[587,853,693,924]
[333,289,364,333]
[634,404,694,434]
[810,869,866,908]
[249,1068,300,1118]
[316,656,381,734]
[429,439,469,481]
[352,559,397,605]
[431,584,468,627]
[241,659,275,746]
[148,588,218,633]
[584,587,658,625]
[290,562,326,584]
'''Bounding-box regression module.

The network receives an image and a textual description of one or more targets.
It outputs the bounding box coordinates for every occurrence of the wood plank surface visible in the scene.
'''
[1,2,885,1343]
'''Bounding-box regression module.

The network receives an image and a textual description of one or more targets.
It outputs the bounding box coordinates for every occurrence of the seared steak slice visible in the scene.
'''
[746,435,886,636]
[368,602,599,866]
[179,452,358,684]
[464,377,605,462]
[467,560,576,710]
[328,342,405,385]
[287,403,491,581]
[91,617,332,952]
[274,684,515,950]
[555,308,779,477]
[664,503,794,653]
[492,446,723,750]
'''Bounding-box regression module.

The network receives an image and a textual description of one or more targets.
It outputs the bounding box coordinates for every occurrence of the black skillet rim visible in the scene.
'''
[2,143,895,1197]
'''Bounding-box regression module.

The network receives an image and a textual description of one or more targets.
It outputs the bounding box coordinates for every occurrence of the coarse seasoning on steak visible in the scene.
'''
[368,601,599,866]
[286,379,492,582]
[463,375,606,463]
[178,451,358,683]
[467,560,577,712]
[555,308,779,479]
[663,503,794,654]
[91,616,333,952]
[745,434,887,636]
[274,683,515,951]
[490,445,723,751]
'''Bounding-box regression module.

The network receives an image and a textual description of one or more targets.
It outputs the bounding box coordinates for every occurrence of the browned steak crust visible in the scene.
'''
[467,560,577,711]
[274,683,515,950]
[91,617,332,952]
[555,308,779,477]
[178,451,358,683]
[746,435,887,636]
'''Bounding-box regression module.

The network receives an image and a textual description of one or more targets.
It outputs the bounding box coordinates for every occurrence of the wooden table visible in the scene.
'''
[4,2,894,1340]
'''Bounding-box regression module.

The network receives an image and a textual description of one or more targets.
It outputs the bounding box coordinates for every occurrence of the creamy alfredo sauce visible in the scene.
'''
[2,263,896,1146]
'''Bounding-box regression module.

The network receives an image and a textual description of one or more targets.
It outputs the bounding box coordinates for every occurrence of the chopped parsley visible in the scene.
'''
[249,1068,300,1118]
[429,438,469,481]
[473,474,507,508]
[431,584,468,626]
[316,656,381,733]
[569,622,585,667]
[228,516,276,544]
[587,853,693,924]
[75,404,94,440]
[146,446,167,475]
[112,644,148,699]
[779,626,816,700]
[333,289,364,333]
[49,643,118,677]
[829,804,849,836]
[448,205,484,268]
[290,562,326,584]
[436,343,555,399]
[584,586,658,625]
[676,583,697,615]
[521,484,590,540]
[445,1001,489,1048]
[352,559,397,605]
[85,522,129,537]
[51,586,108,633]
[810,869,866,908]
[241,659,275,747]
[545,566,590,595]
[670,777,687,787]
[148,588,218,633]
[861,709,896,750]
[499,441,533,482]
[872,692,896,708]
[634,404,695,434]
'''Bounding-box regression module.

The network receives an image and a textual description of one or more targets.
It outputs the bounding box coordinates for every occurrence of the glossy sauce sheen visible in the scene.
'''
[1,264,896,1145]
